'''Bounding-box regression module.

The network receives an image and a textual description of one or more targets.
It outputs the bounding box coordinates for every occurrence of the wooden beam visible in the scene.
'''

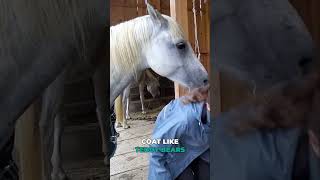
[15,104,42,180]
[203,0,221,116]
[170,0,190,98]
[170,0,190,34]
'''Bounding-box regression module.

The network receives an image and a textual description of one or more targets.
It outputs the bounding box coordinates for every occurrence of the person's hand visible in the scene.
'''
[182,84,209,104]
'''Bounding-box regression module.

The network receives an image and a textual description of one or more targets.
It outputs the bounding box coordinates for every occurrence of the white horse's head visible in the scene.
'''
[143,4,208,89]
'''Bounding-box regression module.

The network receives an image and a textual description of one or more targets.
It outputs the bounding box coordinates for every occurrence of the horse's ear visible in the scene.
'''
[147,2,166,27]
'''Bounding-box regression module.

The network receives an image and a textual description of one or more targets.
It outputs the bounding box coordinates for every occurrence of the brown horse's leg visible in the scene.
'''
[138,72,147,114]
[139,83,147,114]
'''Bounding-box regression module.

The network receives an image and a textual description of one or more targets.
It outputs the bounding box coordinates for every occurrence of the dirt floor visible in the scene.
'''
[110,107,162,180]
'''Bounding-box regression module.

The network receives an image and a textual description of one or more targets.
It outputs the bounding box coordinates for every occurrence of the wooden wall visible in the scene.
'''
[172,0,210,71]
[111,0,171,25]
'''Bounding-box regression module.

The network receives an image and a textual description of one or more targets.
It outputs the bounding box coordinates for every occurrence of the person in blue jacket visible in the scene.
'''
[148,86,210,180]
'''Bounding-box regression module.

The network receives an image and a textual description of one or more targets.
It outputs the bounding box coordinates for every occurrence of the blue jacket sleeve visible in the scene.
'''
[148,147,173,180]
[148,104,187,180]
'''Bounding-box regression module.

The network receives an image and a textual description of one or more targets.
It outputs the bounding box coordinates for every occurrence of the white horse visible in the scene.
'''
[110,3,208,105]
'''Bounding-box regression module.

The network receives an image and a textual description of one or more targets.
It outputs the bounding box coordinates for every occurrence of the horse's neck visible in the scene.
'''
[110,17,151,104]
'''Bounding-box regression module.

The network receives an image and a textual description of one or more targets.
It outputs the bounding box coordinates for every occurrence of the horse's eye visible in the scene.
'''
[176,42,186,50]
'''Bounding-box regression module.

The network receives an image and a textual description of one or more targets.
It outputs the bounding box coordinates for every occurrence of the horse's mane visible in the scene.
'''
[110,14,185,75]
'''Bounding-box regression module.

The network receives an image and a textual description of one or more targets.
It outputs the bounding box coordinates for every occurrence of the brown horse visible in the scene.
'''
[115,69,160,129]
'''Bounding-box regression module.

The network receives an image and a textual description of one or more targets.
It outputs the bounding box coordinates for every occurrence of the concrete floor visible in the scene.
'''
[110,109,160,180]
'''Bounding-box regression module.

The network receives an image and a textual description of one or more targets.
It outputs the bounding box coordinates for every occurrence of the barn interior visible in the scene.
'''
[110,0,210,179]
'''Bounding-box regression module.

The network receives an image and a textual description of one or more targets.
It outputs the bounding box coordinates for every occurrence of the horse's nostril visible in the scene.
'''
[203,79,208,84]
